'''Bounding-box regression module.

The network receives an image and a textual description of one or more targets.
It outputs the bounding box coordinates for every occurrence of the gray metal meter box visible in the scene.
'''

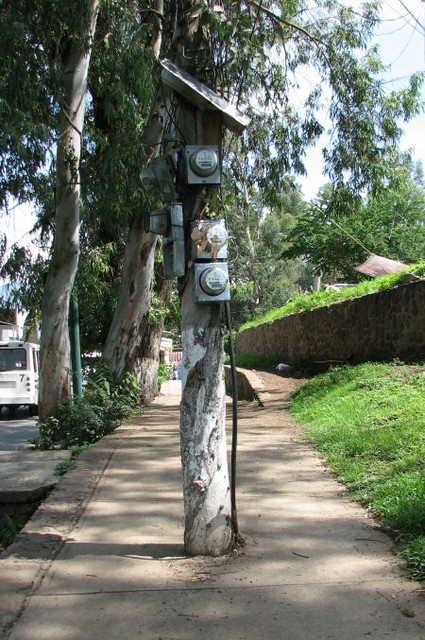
[140,156,176,201]
[194,262,230,303]
[145,208,170,236]
[161,203,186,279]
[184,145,221,185]
[191,219,228,260]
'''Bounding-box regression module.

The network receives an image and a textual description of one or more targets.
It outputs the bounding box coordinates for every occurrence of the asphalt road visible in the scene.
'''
[0,408,38,451]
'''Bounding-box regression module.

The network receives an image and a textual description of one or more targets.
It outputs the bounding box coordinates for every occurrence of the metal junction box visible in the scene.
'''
[194,262,230,303]
[150,203,185,279]
[145,208,170,236]
[184,145,221,185]
[191,219,228,260]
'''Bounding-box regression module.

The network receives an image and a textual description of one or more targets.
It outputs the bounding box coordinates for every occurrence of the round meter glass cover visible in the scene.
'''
[206,222,228,249]
[190,148,218,177]
[199,267,228,295]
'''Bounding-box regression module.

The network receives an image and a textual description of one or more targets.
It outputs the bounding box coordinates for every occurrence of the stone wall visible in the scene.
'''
[235,280,425,367]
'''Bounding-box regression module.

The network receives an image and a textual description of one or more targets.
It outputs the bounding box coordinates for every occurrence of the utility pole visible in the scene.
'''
[69,292,83,400]
[169,2,248,556]
[157,55,248,555]
[178,109,232,556]
[142,3,248,556]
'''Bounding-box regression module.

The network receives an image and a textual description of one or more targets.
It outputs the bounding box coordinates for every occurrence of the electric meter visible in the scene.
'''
[191,219,228,260]
[184,145,221,185]
[194,262,230,303]
[189,147,218,176]
[200,266,228,295]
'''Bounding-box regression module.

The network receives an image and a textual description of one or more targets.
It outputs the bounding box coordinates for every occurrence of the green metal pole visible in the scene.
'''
[69,292,83,399]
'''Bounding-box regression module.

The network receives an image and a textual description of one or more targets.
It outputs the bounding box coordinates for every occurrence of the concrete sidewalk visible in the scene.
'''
[2,377,425,639]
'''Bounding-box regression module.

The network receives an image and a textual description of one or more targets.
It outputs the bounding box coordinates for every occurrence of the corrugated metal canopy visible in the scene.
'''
[355,255,407,277]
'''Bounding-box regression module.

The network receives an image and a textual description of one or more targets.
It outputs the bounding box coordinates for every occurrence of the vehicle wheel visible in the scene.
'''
[29,404,39,416]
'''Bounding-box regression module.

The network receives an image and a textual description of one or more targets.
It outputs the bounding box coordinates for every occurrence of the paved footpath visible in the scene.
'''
[2,376,425,639]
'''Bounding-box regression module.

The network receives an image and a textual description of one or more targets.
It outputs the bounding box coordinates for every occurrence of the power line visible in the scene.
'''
[396,0,424,33]
[379,0,424,40]
[377,0,425,68]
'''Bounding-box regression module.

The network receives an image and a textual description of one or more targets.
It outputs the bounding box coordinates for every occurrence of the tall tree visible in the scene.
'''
[0,3,55,208]
[160,0,423,556]
[0,1,170,404]
[255,194,306,314]
[0,0,103,416]
[77,1,159,357]
[282,155,425,280]
[39,1,100,418]
[99,1,170,384]
[225,171,307,326]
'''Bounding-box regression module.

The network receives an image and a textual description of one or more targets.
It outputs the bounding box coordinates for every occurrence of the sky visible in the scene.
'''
[378,0,425,156]
[3,0,425,249]
[299,0,425,199]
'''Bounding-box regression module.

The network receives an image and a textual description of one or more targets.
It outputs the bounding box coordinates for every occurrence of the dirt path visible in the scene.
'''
[235,371,306,436]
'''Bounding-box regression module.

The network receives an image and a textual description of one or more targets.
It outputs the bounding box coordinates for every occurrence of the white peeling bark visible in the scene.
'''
[180,270,233,556]
[101,217,157,379]
[39,0,100,419]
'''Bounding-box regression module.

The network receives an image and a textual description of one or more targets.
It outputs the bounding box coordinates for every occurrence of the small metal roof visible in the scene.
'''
[160,59,250,136]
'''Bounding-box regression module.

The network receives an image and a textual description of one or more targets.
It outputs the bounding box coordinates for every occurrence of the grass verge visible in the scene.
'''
[290,361,425,581]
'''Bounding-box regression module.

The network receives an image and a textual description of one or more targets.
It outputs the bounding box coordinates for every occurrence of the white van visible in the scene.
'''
[0,341,40,415]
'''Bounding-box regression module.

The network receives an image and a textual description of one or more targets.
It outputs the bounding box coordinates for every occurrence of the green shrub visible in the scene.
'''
[158,362,172,387]
[34,368,139,450]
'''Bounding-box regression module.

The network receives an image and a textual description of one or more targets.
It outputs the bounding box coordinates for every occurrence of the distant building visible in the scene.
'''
[160,336,173,364]
[0,288,39,343]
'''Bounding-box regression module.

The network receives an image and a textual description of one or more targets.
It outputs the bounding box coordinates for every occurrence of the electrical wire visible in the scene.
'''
[395,0,424,34]
[224,300,239,539]
[329,217,374,255]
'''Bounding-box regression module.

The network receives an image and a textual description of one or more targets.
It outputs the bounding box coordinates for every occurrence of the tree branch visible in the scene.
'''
[151,0,164,60]
[248,0,325,47]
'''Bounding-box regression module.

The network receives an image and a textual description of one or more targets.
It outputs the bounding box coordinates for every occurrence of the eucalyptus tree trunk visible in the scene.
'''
[100,85,169,381]
[180,268,233,556]
[101,1,168,390]
[100,216,158,379]
[39,0,99,419]
[135,265,173,406]
[174,4,234,555]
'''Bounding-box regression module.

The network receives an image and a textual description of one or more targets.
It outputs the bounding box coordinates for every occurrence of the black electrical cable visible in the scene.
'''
[224,300,239,538]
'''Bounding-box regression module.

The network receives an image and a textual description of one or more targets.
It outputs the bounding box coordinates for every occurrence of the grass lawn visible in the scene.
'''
[290,361,425,581]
